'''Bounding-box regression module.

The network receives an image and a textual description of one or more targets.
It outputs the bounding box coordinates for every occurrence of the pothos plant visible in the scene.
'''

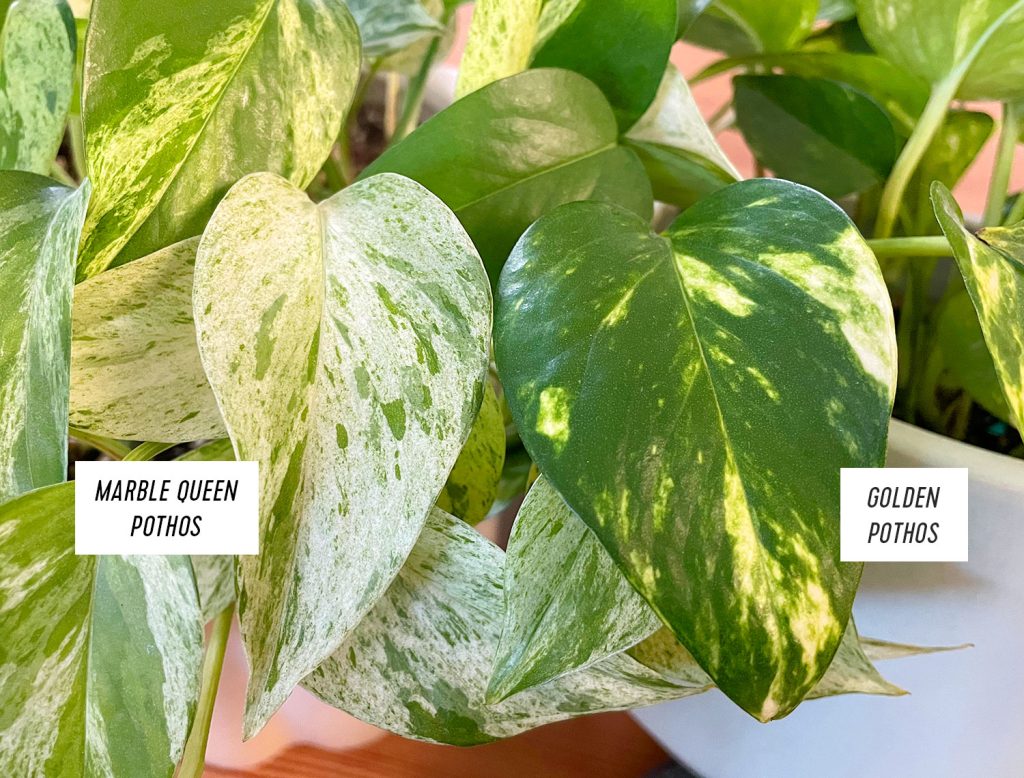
[0,0,1020,774]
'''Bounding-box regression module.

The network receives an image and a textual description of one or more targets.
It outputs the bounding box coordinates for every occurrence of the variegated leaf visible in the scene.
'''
[495,179,897,720]
[76,0,360,279]
[303,508,707,746]
[932,182,1024,430]
[437,380,505,525]
[347,0,442,59]
[363,68,652,283]
[488,477,661,702]
[70,237,224,443]
[455,0,542,97]
[0,172,89,502]
[194,172,491,736]
[858,0,1024,101]
[0,0,76,173]
[624,64,739,208]
[0,482,203,776]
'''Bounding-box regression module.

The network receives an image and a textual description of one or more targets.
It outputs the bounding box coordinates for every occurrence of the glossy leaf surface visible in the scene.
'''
[0,0,75,173]
[496,180,897,720]
[194,172,491,735]
[0,482,203,777]
[688,0,817,54]
[347,0,442,58]
[0,172,88,502]
[362,68,652,283]
[70,237,225,443]
[77,0,361,278]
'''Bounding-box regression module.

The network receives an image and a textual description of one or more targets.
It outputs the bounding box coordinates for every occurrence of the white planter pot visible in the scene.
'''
[633,420,1024,777]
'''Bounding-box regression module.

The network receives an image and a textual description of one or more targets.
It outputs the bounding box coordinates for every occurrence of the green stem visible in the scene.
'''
[866,236,952,257]
[391,31,445,143]
[49,161,76,186]
[336,60,382,184]
[177,605,233,778]
[984,102,1020,226]
[68,116,87,181]
[1005,187,1024,225]
[68,427,132,459]
[123,441,175,461]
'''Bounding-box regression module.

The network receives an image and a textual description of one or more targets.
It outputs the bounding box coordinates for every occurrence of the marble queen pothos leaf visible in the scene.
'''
[303,507,708,746]
[0,171,89,503]
[76,0,360,279]
[0,0,76,173]
[0,482,203,777]
[455,0,542,97]
[194,172,491,737]
[70,237,225,443]
[495,179,897,721]
[933,182,1024,429]
[346,0,442,59]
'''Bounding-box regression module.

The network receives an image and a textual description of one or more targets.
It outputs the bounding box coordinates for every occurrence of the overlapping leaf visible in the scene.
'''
[0,171,89,502]
[0,0,76,173]
[77,0,361,278]
[0,482,203,777]
[496,179,897,720]
[456,0,541,97]
[687,0,817,55]
[70,237,224,443]
[933,183,1024,429]
[347,0,442,59]
[194,172,491,736]
[364,68,652,283]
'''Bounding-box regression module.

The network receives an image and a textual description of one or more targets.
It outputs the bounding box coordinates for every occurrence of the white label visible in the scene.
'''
[840,468,968,562]
[75,460,259,555]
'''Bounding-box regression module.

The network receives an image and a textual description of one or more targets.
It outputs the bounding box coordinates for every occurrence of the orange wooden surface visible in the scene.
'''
[204,712,671,778]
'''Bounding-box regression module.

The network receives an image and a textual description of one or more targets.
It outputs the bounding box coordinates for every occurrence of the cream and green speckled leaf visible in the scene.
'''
[70,237,225,443]
[0,172,89,502]
[194,172,491,736]
[303,508,707,746]
[347,0,442,58]
[858,0,1024,101]
[624,65,739,208]
[76,0,360,279]
[0,482,204,776]
[495,179,897,721]
[933,182,1024,430]
[437,380,505,525]
[488,477,661,702]
[0,0,76,173]
[456,0,541,97]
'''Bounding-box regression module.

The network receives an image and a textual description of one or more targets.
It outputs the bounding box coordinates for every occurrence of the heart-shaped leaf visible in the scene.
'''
[70,237,225,443]
[858,0,1024,101]
[734,74,898,199]
[0,0,75,173]
[194,172,491,736]
[437,380,505,525]
[0,171,89,502]
[933,182,1024,429]
[303,508,707,746]
[347,0,442,59]
[530,0,678,129]
[624,65,738,208]
[77,0,361,279]
[362,68,652,284]
[0,482,203,777]
[457,0,542,97]
[495,179,897,720]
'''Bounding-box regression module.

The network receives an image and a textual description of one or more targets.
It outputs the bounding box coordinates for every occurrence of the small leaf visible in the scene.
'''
[303,508,707,746]
[0,0,76,173]
[0,171,89,502]
[932,183,1024,430]
[77,0,361,278]
[437,380,505,525]
[0,482,203,777]
[363,68,652,283]
[456,0,542,97]
[687,0,817,54]
[624,65,738,208]
[530,0,678,129]
[194,172,491,736]
[858,0,1024,101]
[347,0,442,58]
[734,74,898,199]
[70,237,225,443]
[488,477,661,702]
[495,180,897,720]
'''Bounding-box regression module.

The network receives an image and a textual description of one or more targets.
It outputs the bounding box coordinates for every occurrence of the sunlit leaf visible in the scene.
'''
[347,0,442,58]
[456,0,541,97]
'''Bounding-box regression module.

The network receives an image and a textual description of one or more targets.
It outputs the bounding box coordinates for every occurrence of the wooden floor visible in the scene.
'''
[204,712,671,778]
